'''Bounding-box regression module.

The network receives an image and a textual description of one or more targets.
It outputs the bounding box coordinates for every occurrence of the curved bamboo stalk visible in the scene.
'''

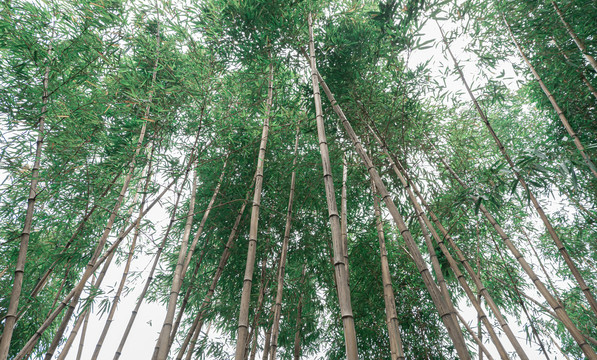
[234,49,274,360]
[269,125,300,360]
[306,14,359,360]
[440,21,597,320]
[315,73,471,359]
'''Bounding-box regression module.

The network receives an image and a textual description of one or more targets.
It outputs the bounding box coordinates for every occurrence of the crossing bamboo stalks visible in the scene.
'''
[12,173,176,360]
[24,170,121,311]
[502,18,597,179]
[307,13,359,360]
[426,138,597,359]
[154,156,228,360]
[488,234,551,360]
[167,231,212,352]
[551,1,597,73]
[370,179,405,360]
[269,125,300,360]
[0,46,51,360]
[439,22,597,320]
[114,126,204,360]
[234,48,274,360]
[315,73,471,359]
[44,158,150,360]
[176,180,254,360]
[90,148,156,360]
[366,124,520,360]
[456,312,495,360]
[152,168,200,360]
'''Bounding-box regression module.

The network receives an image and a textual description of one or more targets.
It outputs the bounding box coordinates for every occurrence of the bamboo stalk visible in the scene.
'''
[306,14,359,360]
[551,1,597,73]
[315,73,471,359]
[371,179,406,360]
[0,45,51,360]
[269,125,300,360]
[154,156,228,360]
[177,179,255,360]
[76,306,91,360]
[234,49,274,360]
[503,18,597,179]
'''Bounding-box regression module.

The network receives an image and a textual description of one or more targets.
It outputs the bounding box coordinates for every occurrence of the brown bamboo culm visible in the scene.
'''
[234,51,274,360]
[370,179,406,360]
[307,13,359,360]
[0,45,51,360]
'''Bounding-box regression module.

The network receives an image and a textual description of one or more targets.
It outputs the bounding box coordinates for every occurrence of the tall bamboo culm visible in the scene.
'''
[269,126,300,360]
[370,179,406,360]
[307,13,359,360]
[234,51,274,360]
[0,45,50,360]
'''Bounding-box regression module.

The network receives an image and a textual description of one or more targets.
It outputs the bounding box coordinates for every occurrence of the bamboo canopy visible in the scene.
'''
[0,1,596,360]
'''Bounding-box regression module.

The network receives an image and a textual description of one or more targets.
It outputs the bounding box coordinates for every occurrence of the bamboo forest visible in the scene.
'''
[1,0,597,359]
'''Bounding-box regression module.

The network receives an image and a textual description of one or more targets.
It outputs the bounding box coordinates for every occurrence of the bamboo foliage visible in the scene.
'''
[439,23,597,321]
